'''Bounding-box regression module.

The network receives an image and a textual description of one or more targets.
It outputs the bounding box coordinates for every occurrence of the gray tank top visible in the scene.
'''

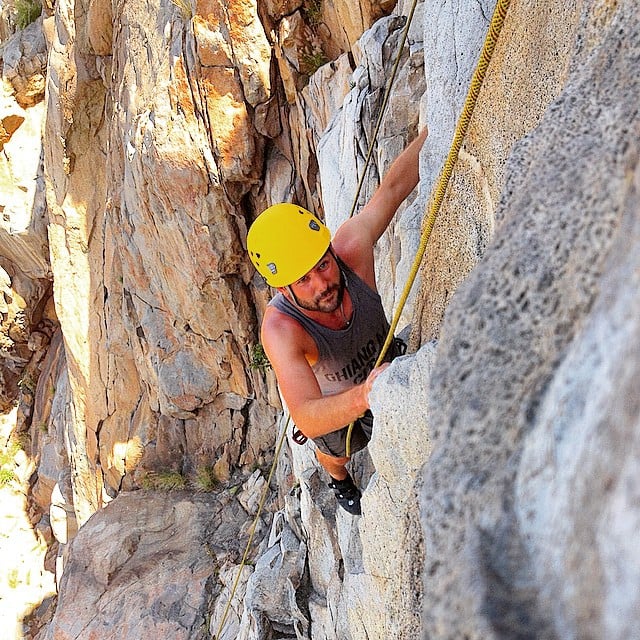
[269,260,392,396]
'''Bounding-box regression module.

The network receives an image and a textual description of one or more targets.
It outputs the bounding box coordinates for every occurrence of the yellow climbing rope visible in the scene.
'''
[346,0,512,455]
[216,0,513,634]
[212,416,289,640]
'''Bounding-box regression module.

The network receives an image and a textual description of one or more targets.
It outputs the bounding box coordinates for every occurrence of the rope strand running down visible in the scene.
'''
[346,0,513,455]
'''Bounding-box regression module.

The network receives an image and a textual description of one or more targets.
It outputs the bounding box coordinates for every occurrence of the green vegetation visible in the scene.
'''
[303,0,323,26]
[7,568,19,589]
[141,470,187,491]
[0,435,23,488]
[0,467,18,487]
[169,0,194,21]
[140,466,225,493]
[14,431,30,450]
[192,466,219,492]
[14,0,41,30]
[17,370,37,394]
[249,343,271,371]
[300,49,329,76]
[0,438,21,465]
[300,0,328,76]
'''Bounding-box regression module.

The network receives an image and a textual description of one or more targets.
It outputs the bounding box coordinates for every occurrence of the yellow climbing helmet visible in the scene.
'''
[247,203,331,287]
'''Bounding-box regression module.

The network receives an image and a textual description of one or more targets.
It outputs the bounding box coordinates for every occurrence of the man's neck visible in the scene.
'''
[285,287,353,331]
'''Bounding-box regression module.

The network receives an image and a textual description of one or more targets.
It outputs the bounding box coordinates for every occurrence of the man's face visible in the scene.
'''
[286,250,345,313]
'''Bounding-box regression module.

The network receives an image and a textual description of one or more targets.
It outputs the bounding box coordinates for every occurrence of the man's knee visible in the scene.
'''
[316,450,350,466]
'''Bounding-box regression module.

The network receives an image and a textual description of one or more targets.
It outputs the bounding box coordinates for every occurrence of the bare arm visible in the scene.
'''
[333,127,428,284]
[261,308,388,439]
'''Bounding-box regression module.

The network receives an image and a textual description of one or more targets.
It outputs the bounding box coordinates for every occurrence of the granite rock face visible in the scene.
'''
[38,491,252,640]
[409,1,640,638]
[1,0,640,639]
[412,0,583,344]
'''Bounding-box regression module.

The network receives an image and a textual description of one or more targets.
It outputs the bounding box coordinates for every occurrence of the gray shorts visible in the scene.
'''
[313,410,374,458]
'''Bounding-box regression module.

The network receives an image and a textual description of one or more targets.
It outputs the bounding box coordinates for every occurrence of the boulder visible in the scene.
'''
[39,491,253,640]
[415,1,640,637]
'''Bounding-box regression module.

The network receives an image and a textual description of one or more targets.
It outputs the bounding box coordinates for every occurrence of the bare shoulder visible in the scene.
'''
[261,305,304,347]
[332,220,377,289]
[262,305,297,336]
[261,305,318,365]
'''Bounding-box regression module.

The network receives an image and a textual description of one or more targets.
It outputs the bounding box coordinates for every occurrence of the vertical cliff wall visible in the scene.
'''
[409,2,640,637]
[4,0,392,538]
[1,0,639,639]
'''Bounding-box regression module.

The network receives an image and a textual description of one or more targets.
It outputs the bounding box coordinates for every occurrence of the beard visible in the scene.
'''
[294,271,346,313]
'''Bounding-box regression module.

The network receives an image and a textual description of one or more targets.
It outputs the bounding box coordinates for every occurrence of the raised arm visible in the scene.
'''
[332,127,428,282]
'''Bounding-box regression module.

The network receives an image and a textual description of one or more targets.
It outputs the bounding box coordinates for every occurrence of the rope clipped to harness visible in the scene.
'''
[346,0,513,456]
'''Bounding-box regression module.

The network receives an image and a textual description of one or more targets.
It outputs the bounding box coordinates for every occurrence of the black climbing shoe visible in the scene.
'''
[328,473,362,515]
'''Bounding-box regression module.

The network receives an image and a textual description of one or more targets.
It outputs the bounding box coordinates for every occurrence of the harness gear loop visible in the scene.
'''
[291,426,308,445]
[346,0,513,456]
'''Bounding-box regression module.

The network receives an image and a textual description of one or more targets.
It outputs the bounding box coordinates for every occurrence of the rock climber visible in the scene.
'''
[246,128,428,515]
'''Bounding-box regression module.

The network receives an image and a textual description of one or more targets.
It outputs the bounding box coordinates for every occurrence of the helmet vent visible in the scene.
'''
[267,262,277,275]
[309,220,320,231]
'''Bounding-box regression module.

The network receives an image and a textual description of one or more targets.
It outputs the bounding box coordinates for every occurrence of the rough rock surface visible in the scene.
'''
[318,9,426,327]
[411,1,640,638]
[38,491,255,640]
[0,33,50,412]
[1,0,640,639]
[412,0,582,344]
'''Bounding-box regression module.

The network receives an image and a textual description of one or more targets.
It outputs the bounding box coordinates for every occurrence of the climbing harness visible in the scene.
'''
[216,0,513,635]
[291,426,308,445]
[346,0,513,455]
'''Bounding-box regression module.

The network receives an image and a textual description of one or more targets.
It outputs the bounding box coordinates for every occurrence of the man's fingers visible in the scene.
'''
[364,363,391,399]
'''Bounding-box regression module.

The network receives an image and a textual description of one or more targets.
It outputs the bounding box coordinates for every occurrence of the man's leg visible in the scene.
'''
[316,450,361,515]
[315,450,349,480]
